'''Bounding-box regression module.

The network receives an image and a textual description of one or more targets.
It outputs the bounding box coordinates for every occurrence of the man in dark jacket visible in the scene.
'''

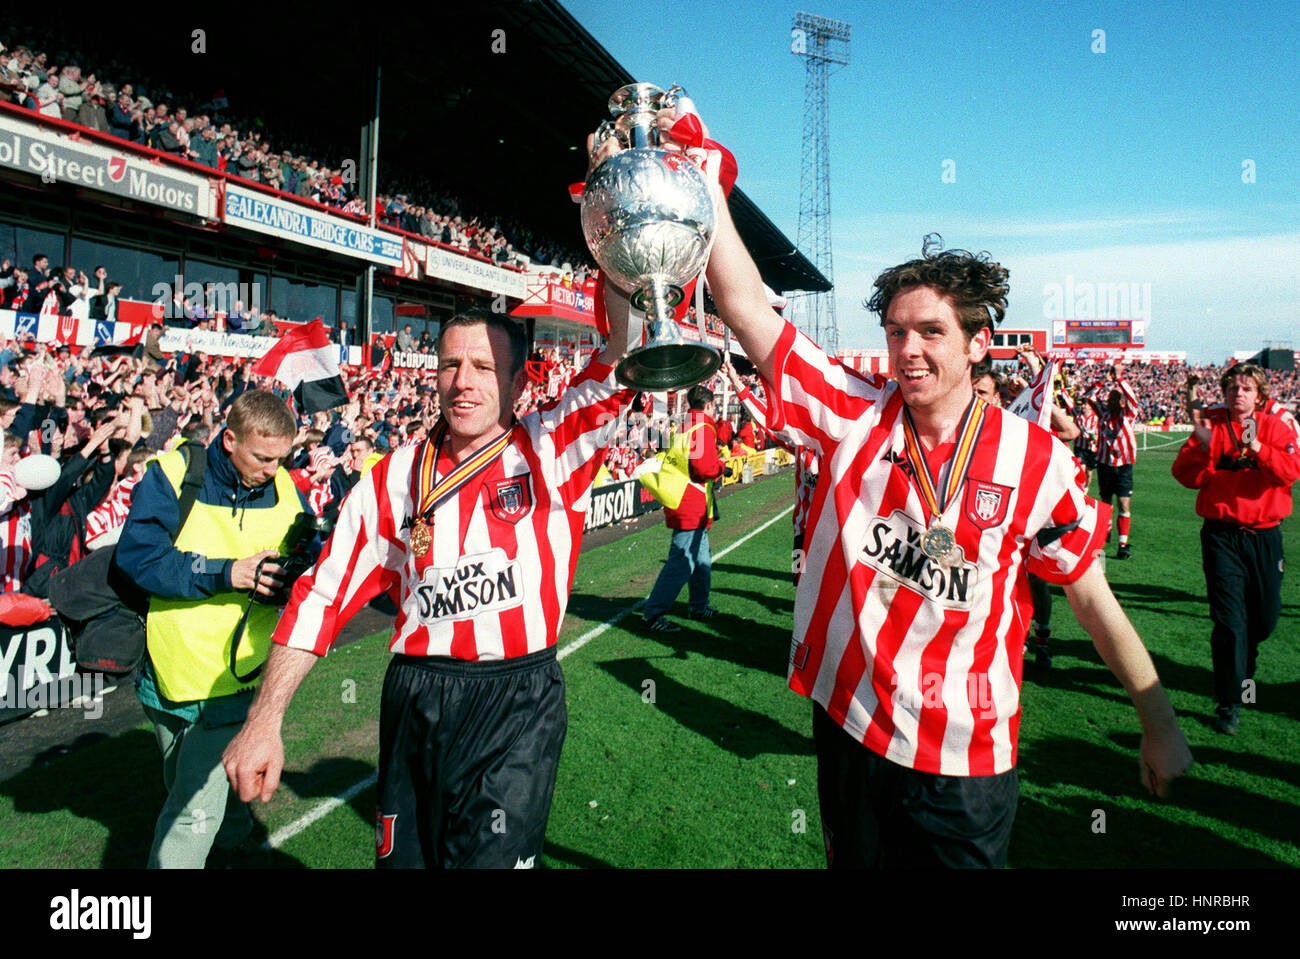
[108,92,138,141]
[115,389,312,868]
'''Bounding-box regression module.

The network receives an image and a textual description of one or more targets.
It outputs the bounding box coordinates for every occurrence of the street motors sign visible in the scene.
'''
[0,114,213,217]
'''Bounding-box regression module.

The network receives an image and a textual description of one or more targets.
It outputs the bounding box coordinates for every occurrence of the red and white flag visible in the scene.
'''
[1008,359,1057,430]
[251,318,348,414]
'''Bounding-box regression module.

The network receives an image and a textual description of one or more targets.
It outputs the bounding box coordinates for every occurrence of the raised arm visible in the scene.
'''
[1063,563,1193,797]
[704,193,785,386]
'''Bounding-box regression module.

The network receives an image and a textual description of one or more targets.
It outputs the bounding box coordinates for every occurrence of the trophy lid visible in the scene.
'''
[608,83,664,117]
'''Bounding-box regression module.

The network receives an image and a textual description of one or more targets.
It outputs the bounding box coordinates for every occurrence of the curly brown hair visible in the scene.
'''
[864,235,1010,341]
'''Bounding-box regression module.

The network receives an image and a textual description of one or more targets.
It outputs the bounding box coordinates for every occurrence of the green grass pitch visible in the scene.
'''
[1,447,1295,869]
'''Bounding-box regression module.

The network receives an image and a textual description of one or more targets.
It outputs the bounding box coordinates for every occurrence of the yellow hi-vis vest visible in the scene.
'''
[146,450,302,702]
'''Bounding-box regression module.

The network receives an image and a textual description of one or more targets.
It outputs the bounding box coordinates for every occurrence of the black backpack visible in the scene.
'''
[48,444,208,676]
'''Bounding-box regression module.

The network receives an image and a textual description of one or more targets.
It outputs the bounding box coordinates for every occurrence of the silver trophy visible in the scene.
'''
[581,83,721,391]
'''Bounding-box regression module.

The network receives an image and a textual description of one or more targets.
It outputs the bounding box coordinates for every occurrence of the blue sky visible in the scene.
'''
[563,0,1299,363]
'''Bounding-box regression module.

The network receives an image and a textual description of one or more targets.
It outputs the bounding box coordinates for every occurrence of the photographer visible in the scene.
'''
[114,389,313,868]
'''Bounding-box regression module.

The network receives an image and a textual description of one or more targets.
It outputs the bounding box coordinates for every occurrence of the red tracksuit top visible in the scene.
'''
[1171,407,1300,528]
[664,409,723,531]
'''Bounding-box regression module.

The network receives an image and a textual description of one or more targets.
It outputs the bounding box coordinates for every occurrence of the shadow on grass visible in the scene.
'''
[542,840,613,869]
[1108,582,1209,606]
[1260,679,1300,723]
[1009,788,1288,868]
[0,728,300,869]
[1015,732,1295,867]
[1143,651,1216,700]
[633,605,791,679]
[279,756,376,856]
[564,589,647,625]
[1019,658,1134,709]
[706,585,796,618]
[598,658,810,760]
[710,561,797,586]
[1105,580,1211,621]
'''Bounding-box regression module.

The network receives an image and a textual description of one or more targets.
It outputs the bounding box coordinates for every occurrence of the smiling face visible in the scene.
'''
[436,322,524,458]
[885,286,990,423]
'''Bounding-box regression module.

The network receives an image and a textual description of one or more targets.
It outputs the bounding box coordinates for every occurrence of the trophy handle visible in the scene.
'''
[694,268,711,353]
[662,84,698,122]
[593,119,622,150]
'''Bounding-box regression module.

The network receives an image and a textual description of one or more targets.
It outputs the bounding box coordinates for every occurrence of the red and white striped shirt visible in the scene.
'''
[289,470,333,517]
[274,358,631,661]
[84,476,140,552]
[766,323,1109,776]
[1089,379,1139,467]
[0,474,32,594]
[1074,395,1098,450]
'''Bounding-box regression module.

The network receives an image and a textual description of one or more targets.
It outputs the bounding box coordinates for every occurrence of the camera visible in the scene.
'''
[254,512,333,606]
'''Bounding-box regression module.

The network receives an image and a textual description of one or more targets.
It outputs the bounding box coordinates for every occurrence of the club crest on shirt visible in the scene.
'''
[487,475,532,524]
[414,547,524,623]
[963,479,1013,531]
[859,510,978,610]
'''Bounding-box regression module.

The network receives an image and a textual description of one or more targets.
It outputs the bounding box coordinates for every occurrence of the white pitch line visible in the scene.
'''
[266,771,378,850]
[265,501,795,850]
[558,502,794,661]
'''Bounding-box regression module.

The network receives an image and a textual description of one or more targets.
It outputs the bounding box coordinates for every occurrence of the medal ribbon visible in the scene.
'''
[901,397,986,522]
[1232,417,1256,462]
[414,418,514,522]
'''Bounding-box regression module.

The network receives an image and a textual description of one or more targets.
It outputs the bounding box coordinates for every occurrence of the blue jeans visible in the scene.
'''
[644,527,711,620]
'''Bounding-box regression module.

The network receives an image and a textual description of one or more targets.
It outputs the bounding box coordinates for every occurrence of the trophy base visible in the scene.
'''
[617,342,721,392]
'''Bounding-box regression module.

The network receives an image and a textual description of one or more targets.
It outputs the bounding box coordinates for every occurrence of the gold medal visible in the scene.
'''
[900,400,986,572]
[921,524,959,566]
[410,517,431,558]
[409,420,514,562]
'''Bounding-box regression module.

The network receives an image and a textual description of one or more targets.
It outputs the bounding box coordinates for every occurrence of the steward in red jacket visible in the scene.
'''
[644,385,726,631]
[1171,363,1300,736]
[663,391,725,531]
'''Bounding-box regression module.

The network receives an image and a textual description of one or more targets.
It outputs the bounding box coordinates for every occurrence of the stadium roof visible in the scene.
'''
[36,1,829,295]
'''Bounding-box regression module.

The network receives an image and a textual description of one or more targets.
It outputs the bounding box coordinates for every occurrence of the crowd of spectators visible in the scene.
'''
[0,255,122,320]
[0,33,597,278]
[1,313,1295,619]
[1053,362,1300,427]
[0,253,293,337]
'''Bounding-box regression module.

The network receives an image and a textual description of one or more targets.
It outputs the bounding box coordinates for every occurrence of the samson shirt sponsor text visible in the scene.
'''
[415,549,524,622]
[860,511,978,610]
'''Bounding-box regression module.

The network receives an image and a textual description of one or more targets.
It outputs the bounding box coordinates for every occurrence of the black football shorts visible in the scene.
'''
[1097,463,1134,500]
[813,703,1019,869]
[375,646,566,868]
